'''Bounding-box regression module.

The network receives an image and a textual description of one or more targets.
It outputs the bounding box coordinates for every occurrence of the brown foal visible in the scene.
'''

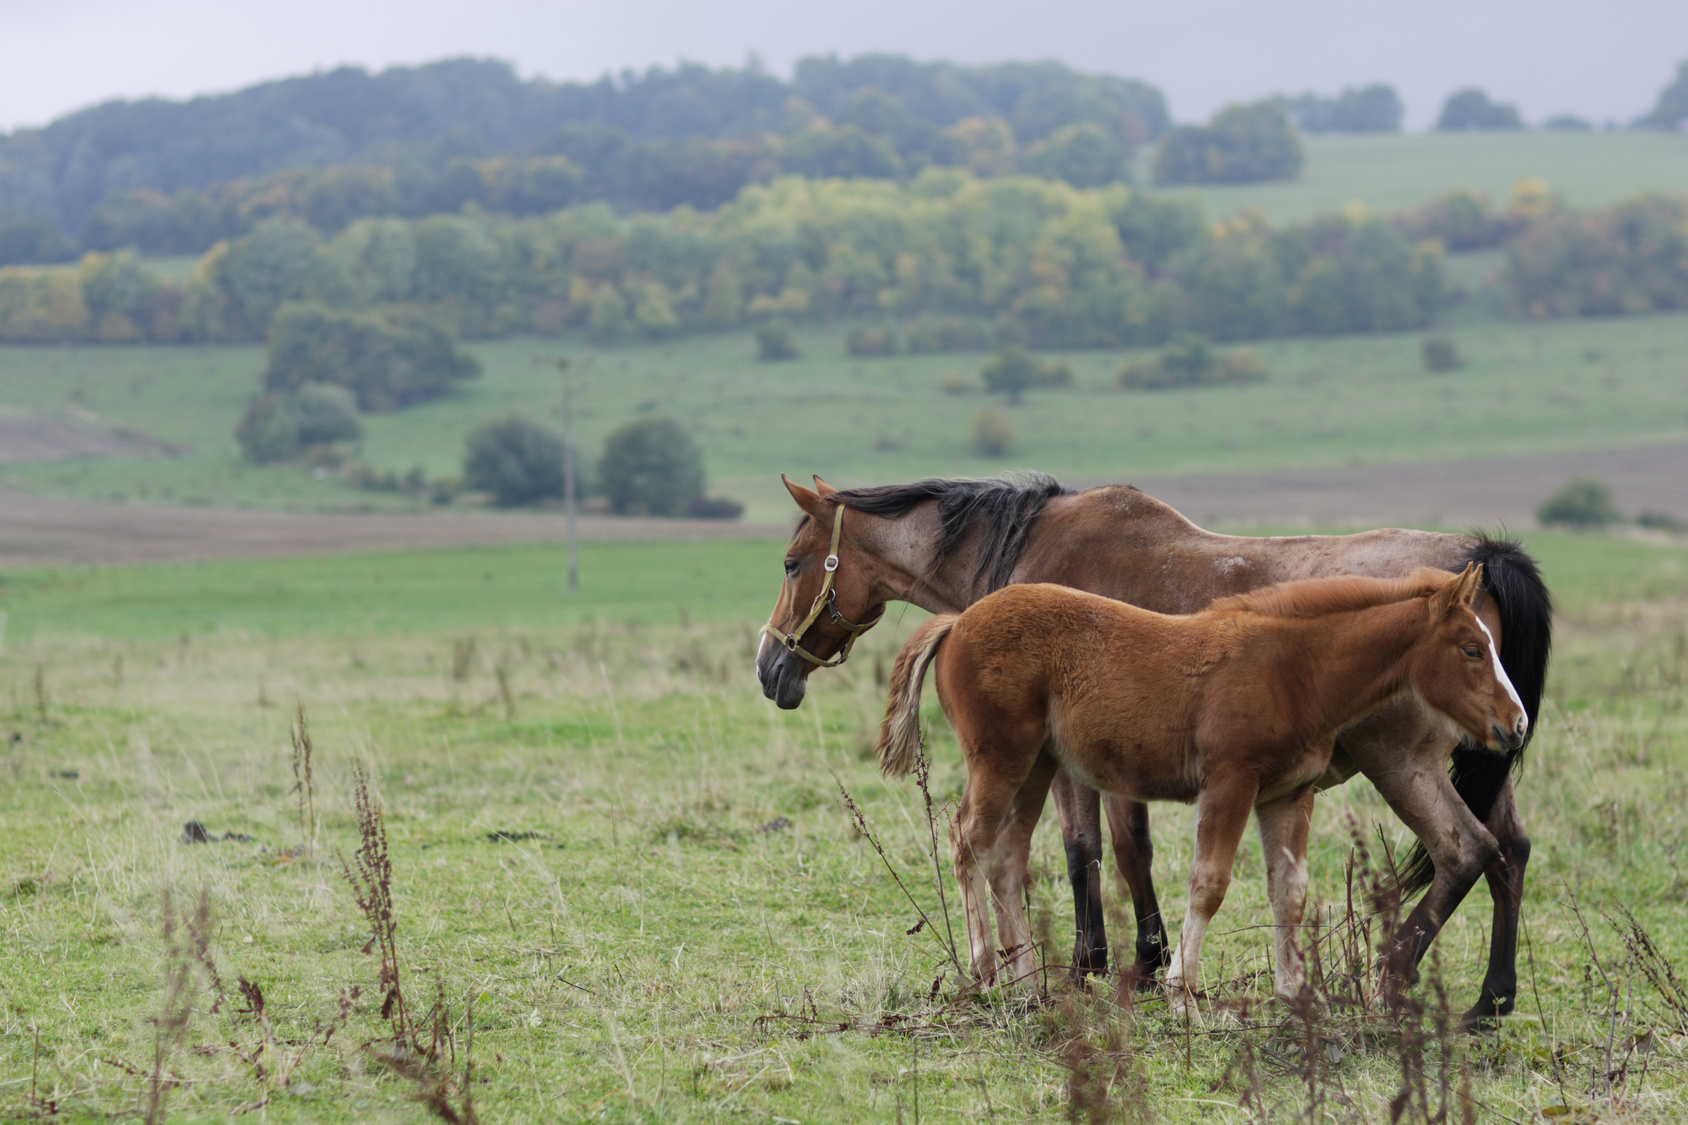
[876,567,1528,1007]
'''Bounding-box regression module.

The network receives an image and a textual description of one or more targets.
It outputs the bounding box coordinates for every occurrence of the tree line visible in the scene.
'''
[0,172,1448,350]
[3,173,1684,352]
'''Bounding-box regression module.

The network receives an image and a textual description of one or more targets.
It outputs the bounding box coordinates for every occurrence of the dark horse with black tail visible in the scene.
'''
[757,473,1551,1029]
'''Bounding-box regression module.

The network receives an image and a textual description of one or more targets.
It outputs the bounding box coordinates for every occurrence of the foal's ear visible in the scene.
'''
[1432,562,1483,617]
[812,475,838,497]
[782,474,829,519]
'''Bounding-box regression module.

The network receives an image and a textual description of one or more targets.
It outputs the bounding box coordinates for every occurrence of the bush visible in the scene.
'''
[686,496,744,520]
[1421,334,1464,372]
[755,320,801,361]
[904,315,989,354]
[598,416,706,516]
[845,325,899,357]
[1282,85,1403,134]
[971,407,1014,457]
[263,302,480,411]
[1152,101,1303,185]
[235,395,302,463]
[979,346,1071,402]
[1022,123,1132,188]
[1537,477,1620,529]
[1436,89,1523,131]
[1117,336,1267,390]
[235,383,363,463]
[462,416,566,507]
[1638,510,1686,533]
[291,383,363,445]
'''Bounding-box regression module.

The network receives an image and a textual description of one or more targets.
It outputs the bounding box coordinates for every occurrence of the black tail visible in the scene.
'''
[1397,534,1553,895]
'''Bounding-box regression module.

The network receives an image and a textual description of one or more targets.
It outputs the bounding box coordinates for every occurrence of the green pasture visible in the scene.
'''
[1150,130,1688,223]
[0,531,1686,1121]
[4,310,1688,521]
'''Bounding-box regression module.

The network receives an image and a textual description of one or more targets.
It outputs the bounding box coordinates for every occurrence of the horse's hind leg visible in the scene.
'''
[988,751,1060,992]
[1104,793,1171,984]
[1166,770,1258,1014]
[1051,768,1109,982]
[1256,786,1315,1001]
[1463,776,1530,1031]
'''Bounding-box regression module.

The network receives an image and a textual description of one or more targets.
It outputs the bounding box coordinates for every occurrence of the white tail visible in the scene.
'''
[875,614,959,777]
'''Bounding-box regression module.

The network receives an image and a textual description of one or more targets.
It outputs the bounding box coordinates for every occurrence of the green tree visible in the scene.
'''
[463,416,566,506]
[212,218,321,338]
[597,416,706,516]
[980,346,1040,403]
[1022,123,1131,187]
[1537,477,1620,528]
[755,319,801,361]
[1152,101,1303,185]
[1639,61,1688,130]
[235,394,301,463]
[262,302,480,410]
[1436,89,1523,131]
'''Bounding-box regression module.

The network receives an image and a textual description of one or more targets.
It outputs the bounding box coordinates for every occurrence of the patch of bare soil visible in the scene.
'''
[0,486,785,567]
[0,411,188,464]
[1121,442,1688,531]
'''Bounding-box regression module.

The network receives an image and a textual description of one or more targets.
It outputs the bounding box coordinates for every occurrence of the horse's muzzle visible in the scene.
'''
[756,644,808,709]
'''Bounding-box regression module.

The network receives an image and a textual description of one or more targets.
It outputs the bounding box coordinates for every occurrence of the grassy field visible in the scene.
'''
[1,529,1686,1122]
[1147,131,1688,224]
[4,311,1688,522]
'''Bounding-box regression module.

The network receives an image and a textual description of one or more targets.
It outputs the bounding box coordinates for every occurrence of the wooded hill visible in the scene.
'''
[0,55,1168,255]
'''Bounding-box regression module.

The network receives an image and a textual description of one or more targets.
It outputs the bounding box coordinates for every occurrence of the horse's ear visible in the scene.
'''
[782,474,828,519]
[1432,562,1482,617]
[812,475,837,497]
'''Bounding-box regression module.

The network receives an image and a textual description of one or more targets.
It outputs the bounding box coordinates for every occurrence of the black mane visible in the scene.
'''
[833,473,1071,595]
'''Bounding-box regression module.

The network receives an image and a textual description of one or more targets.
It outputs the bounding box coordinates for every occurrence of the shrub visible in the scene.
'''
[598,416,706,516]
[462,415,566,507]
[755,320,801,361]
[263,302,479,411]
[235,394,302,463]
[1152,101,1303,185]
[905,315,988,354]
[845,325,899,357]
[291,383,363,445]
[1537,477,1620,529]
[1282,85,1403,134]
[686,496,744,520]
[1638,510,1686,533]
[1117,336,1267,390]
[1421,334,1464,372]
[980,346,1071,402]
[971,407,1014,457]
[1436,89,1523,131]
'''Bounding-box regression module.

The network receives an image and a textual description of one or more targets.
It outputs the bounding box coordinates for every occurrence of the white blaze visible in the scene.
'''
[1473,615,1526,729]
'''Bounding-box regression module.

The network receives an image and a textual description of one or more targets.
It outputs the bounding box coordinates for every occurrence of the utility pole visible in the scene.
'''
[557,357,579,591]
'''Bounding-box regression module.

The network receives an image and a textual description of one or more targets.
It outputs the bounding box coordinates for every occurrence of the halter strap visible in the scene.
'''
[761,503,883,668]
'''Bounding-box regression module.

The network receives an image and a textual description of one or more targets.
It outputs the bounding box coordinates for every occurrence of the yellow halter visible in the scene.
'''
[761,503,883,668]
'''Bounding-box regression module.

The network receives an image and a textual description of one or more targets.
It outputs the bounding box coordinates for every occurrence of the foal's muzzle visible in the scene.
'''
[1490,713,1528,752]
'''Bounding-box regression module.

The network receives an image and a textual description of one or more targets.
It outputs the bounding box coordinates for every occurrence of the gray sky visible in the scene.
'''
[2,0,1685,133]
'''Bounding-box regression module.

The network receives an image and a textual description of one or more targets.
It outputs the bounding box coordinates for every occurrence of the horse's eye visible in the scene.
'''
[1461,645,1482,659]
[783,558,799,578]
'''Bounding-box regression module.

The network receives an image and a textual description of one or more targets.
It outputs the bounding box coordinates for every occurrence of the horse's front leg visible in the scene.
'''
[1255,786,1316,1001]
[1166,770,1258,1015]
[1462,775,1530,1031]
[1365,748,1500,1007]
[1104,793,1171,983]
[1051,767,1109,982]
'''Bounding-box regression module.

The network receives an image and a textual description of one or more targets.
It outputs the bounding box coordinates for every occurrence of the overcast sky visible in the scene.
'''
[2,0,1685,133]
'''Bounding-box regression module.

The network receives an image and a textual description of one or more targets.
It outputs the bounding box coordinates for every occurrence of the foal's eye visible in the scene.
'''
[783,558,799,578]
[1461,645,1482,659]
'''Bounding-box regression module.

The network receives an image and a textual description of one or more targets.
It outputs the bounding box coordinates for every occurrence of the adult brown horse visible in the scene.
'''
[874,567,1529,1005]
[756,473,1550,1028]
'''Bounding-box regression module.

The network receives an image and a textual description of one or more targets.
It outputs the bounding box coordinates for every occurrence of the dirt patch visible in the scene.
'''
[0,486,784,567]
[0,411,188,464]
[1,442,1683,567]
[1118,442,1688,531]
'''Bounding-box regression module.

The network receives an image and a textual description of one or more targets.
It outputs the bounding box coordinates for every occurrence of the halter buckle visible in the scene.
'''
[824,554,839,572]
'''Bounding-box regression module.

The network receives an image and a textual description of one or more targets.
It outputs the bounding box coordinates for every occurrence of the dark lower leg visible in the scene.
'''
[1105,794,1168,979]
[1463,790,1531,1029]
[1052,771,1108,979]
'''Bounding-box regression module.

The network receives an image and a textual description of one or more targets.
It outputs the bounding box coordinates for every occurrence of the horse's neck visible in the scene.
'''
[1263,602,1429,736]
[855,503,979,615]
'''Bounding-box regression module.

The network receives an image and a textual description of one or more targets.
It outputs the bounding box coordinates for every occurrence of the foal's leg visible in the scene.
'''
[1051,768,1109,981]
[1165,771,1259,1013]
[1463,777,1530,1031]
[1104,793,1171,983]
[1256,786,1316,1000]
[988,752,1060,991]
[951,732,1050,988]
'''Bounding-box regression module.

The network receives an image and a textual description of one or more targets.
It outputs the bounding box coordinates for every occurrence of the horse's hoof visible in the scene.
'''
[1456,995,1513,1034]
